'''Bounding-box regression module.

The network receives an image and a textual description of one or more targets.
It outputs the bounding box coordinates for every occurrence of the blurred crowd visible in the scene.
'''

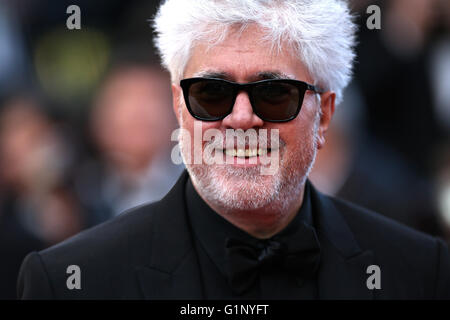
[0,0,449,299]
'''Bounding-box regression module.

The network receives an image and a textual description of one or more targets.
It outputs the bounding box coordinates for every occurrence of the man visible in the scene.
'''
[75,60,182,224]
[18,0,450,299]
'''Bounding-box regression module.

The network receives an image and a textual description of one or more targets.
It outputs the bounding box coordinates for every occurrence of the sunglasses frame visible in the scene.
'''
[180,77,322,123]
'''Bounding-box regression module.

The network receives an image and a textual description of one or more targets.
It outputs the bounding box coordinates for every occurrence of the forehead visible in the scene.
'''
[183,25,312,83]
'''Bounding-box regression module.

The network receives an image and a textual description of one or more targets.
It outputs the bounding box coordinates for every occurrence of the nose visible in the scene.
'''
[221,91,264,130]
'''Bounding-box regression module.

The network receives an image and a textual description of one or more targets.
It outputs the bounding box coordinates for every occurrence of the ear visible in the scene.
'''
[316,91,335,150]
[171,83,182,125]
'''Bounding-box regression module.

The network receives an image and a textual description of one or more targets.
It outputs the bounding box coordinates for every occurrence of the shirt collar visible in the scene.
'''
[185,177,315,277]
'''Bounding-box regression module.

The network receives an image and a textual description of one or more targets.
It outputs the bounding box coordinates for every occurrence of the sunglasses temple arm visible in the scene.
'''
[307,84,324,94]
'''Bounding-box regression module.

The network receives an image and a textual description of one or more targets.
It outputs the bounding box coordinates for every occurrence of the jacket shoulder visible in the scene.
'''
[329,196,450,298]
[18,201,161,299]
[18,172,191,299]
[44,202,159,260]
[330,196,439,249]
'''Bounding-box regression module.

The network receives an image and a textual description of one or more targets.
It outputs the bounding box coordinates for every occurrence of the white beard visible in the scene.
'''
[179,112,320,215]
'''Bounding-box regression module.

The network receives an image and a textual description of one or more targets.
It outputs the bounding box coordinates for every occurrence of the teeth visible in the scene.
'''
[225,149,236,157]
[223,148,269,157]
[236,149,245,157]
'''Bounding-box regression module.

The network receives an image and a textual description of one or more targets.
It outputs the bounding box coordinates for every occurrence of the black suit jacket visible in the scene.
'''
[17,171,450,299]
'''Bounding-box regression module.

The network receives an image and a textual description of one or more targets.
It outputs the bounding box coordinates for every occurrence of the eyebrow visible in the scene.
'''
[192,70,230,79]
[191,70,296,81]
[254,71,295,81]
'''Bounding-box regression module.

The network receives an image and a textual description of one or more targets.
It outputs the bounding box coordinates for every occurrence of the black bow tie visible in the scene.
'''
[225,222,321,295]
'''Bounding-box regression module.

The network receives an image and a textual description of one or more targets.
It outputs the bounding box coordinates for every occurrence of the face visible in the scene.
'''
[172,25,334,215]
[92,68,174,171]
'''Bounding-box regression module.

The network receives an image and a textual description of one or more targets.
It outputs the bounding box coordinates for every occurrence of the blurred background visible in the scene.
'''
[0,0,448,299]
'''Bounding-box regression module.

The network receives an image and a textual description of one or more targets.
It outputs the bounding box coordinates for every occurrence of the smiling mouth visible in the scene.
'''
[222,148,272,158]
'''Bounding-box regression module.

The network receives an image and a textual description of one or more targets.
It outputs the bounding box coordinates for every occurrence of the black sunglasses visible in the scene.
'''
[180,77,322,122]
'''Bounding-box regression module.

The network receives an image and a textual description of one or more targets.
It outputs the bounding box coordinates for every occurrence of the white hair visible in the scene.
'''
[153,0,357,104]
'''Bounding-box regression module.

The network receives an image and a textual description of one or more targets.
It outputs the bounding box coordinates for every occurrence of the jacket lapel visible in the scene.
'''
[310,183,375,299]
[135,172,375,299]
[135,171,204,299]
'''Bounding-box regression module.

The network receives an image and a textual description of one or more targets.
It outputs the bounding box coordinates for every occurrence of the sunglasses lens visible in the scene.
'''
[188,80,234,120]
[252,82,301,121]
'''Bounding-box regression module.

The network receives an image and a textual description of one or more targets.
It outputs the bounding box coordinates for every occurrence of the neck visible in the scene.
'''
[194,183,306,239]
